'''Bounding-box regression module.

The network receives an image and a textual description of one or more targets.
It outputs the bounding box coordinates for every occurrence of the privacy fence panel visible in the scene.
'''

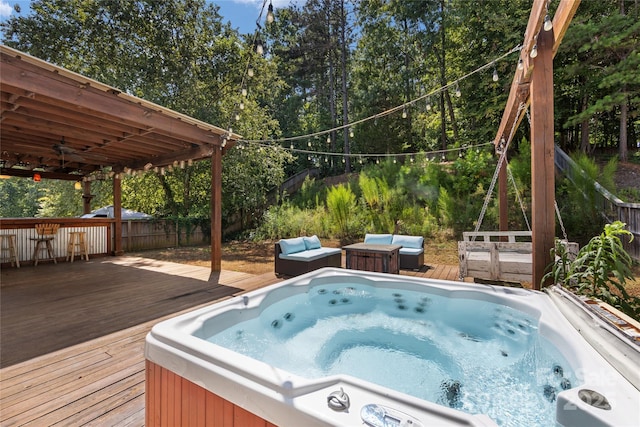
[120,220,206,251]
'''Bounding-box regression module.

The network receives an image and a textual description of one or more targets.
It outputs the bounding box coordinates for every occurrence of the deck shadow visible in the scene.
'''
[0,258,245,367]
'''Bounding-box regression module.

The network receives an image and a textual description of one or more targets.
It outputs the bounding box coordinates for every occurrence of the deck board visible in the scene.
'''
[1,257,463,427]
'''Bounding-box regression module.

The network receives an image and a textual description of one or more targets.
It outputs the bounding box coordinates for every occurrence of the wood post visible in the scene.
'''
[113,174,123,256]
[210,147,222,272]
[530,28,556,289]
[499,157,508,237]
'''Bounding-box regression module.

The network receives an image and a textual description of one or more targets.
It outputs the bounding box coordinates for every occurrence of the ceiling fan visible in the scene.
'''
[52,137,85,164]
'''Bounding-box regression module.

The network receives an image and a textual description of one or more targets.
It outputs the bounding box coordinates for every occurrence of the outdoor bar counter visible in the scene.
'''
[0,218,113,266]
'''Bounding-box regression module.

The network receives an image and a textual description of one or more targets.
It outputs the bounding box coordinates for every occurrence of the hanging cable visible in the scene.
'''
[472,102,527,238]
[239,44,522,145]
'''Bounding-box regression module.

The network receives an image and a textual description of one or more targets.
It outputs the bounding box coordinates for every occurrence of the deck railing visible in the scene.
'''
[1,218,207,266]
[554,146,640,261]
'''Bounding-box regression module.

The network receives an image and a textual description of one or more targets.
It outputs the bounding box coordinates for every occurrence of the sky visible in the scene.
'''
[0,0,299,35]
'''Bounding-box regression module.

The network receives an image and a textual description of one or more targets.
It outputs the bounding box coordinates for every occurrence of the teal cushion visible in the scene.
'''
[364,233,393,245]
[392,234,424,249]
[279,237,306,255]
[303,235,322,250]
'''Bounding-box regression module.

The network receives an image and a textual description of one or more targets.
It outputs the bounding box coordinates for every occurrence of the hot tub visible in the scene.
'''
[145,268,640,426]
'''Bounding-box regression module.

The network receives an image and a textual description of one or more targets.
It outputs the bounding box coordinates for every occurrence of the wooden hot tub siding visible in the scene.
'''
[146,360,277,427]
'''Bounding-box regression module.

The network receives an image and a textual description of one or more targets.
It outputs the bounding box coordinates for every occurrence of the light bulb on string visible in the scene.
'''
[349,128,354,138]
[242,88,247,97]
[235,113,240,121]
[247,65,254,77]
[455,83,461,98]
[426,97,432,111]
[543,15,553,32]
[239,101,244,110]
[492,65,499,82]
[530,36,538,58]
[256,40,264,55]
[517,58,524,70]
[266,2,274,24]
[402,107,407,119]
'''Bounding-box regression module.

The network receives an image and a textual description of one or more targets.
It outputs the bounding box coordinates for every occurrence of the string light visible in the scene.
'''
[256,39,264,55]
[492,65,499,82]
[455,84,461,98]
[266,1,274,24]
[237,44,522,159]
[402,107,407,118]
[530,36,538,58]
[543,1,553,32]
[247,65,254,77]
[517,58,524,70]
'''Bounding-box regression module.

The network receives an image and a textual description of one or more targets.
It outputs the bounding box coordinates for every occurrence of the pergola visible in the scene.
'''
[493,0,580,288]
[0,44,240,271]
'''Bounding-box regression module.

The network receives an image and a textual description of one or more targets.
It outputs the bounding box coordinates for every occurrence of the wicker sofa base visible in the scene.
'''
[399,252,424,270]
[274,243,342,277]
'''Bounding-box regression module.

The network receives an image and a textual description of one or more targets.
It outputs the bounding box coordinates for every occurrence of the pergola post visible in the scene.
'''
[210,147,223,272]
[530,28,556,289]
[82,181,92,215]
[113,175,123,256]
[499,159,508,235]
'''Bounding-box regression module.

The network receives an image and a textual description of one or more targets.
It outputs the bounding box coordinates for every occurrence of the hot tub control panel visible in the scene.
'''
[361,403,424,427]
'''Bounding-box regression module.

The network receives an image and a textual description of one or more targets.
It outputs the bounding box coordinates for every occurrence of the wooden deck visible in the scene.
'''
[0,258,463,427]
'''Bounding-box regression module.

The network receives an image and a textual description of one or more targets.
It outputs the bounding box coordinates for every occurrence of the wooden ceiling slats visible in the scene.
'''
[1,45,237,178]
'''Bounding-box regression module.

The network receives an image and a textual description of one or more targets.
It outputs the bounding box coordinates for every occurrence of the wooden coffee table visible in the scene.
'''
[343,243,401,274]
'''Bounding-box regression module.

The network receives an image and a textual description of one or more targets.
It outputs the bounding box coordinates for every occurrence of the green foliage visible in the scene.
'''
[326,184,357,239]
[545,222,639,321]
[450,148,493,196]
[0,177,43,218]
[253,202,327,240]
[556,152,618,244]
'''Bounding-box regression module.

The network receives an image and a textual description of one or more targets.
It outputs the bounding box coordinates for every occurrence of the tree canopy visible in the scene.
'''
[1,0,637,227]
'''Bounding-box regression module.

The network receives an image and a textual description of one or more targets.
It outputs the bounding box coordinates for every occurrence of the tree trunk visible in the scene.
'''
[580,92,590,152]
[340,0,350,173]
[445,89,459,141]
[618,0,628,162]
[439,0,447,151]
[619,93,628,161]
[325,0,337,172]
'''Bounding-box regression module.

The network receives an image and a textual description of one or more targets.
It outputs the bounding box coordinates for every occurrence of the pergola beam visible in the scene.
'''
[493,0,581,289]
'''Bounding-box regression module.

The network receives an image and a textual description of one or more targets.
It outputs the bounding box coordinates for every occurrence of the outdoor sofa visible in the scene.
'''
[364,233,425,270]
[275,235,342,277]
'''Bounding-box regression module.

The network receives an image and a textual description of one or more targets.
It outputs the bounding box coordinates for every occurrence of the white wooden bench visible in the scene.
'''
[458,231,533,283]
[458,231,579,284]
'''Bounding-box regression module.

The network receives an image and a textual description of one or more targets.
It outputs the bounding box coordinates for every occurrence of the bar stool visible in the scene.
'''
[31,223,59,266]
[66,231,89,262]
[0,234,21,268]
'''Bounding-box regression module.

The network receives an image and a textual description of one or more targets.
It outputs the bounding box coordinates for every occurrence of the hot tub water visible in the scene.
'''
[207,282,573,427]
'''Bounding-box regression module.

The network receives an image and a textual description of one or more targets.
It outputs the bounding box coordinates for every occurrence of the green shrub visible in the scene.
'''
[326,184,357,239]
[545,221,639,321]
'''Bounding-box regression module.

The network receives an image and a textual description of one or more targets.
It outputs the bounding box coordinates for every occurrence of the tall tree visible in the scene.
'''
[2,0,290,225]
[558,0,640,160]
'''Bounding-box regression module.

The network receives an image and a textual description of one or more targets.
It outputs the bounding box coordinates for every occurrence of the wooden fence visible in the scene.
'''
[554,146,640,261]
[121,220,206,251]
